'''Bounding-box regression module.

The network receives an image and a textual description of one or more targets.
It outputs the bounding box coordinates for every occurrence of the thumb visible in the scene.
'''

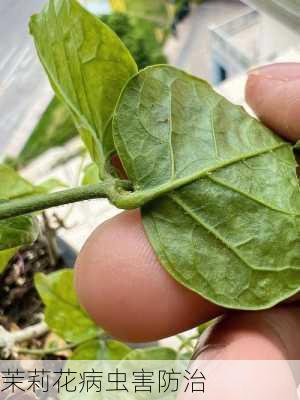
[246,63,300,142]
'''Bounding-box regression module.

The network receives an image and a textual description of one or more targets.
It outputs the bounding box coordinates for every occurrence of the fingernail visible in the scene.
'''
[248,63,300,82]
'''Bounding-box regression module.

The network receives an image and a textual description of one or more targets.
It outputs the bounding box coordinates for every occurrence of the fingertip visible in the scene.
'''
[182,308,300,399]
[75,210,221,342]
[246,63,300,141]
[195,307,300,360]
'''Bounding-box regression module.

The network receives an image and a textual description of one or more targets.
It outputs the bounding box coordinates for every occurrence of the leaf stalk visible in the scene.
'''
[0,181,128,221]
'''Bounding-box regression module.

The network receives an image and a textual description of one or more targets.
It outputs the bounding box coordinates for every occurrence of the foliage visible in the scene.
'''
[71,339,131,360]
[81,163,99,186]
[0,164,35,199]
[0,164,41,272]
[29,0,137,178]
[35,270,101,342]
[0,248,20,274]
[123,347,177,360]
[102,12,167,70]
[113,65,300,309]
[109,0,174,29]
[14,5,167,170]
[16,97,77,168]
[27,0,300,311]
[0,165,66,273]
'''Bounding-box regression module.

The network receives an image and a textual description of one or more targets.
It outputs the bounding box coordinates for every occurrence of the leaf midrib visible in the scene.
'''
[123,141,289,207]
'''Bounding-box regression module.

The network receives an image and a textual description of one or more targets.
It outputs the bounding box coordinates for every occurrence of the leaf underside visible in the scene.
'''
[114,65,300,309]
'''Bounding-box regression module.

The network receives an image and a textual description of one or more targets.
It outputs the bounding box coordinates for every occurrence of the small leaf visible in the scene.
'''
[0,247,19,274]
[35,178,68,193]
[35,270,100,342]
[81,163,100,186]
[114,65,300,310]
[17,96,77,167]
[0,216,39,251]
[71,339,131,360]
[30,0,138,175]
[0,165,39,257]
[0,164,35,200]
[123,346,177,361]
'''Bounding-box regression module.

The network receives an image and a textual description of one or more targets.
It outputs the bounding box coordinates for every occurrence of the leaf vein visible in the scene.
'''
[169,192,299,272]
[207,174,300,217]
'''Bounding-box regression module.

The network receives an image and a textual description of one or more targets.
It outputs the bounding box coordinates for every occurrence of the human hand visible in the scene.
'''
[75,63,300,366]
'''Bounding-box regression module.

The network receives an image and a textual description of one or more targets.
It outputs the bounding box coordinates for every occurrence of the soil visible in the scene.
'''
[0,215,76,359]
[0,237,63,330]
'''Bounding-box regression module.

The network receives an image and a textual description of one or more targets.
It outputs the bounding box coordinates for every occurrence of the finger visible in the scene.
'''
[195,306,300,360]
[75,210,222,342]
[181,306,300,399]
[246,62,300,141]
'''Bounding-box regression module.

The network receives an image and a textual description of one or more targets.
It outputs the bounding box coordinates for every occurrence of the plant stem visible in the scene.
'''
[0,321,49,357]
[0,182,117,221]
[17,333,105,356]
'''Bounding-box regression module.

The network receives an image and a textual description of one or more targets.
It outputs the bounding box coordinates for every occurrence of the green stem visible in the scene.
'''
[0,182,117,221]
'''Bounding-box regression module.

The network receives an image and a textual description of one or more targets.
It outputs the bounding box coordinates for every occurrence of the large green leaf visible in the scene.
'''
[113,65,300,310]
[30,0,138,176]
[17,97,76,168]
[35,270,101,342]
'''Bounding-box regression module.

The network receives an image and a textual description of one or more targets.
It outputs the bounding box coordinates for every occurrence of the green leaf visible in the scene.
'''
[101,12,167,70]
[0,164,35,200]
[17,97,77,167]
[81,163,100,186]
[0,165,39,259]
[71,339,131,360]
[123,346,177,361]
[35,178,68,193]
[35,269,100,342]
[113,65,300,310]
[110,0,173,29]
[0,216,39,251]
[30,0,138,176]
[0,247,19,274]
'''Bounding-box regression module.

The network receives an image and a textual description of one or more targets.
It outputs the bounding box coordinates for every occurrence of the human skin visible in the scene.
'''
[75,63,300,361]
